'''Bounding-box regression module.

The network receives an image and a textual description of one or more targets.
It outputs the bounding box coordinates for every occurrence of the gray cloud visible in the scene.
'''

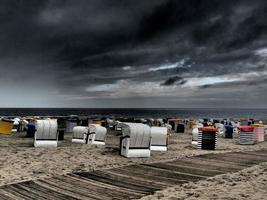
[0,0,267,107]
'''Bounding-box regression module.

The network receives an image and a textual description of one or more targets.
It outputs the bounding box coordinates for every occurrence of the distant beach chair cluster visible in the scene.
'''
[0,116,266,158]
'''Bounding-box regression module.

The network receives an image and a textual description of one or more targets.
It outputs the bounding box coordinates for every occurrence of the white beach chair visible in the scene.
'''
[191,127,199,147]
[150,127,168,151]
[215,123,224,136]
[34,119,58,147]
[231,121,240,137]
[88,124,107,145]
[72,126,89,144]
[115,121,123,131]
[120,123,151,158]
[106,118,115,128]
[12,118,20,132]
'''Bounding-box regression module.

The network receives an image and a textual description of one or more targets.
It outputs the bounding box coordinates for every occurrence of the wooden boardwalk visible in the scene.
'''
[0,150,266,200]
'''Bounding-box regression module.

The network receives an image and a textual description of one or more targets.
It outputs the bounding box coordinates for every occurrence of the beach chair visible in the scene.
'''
[195,127,217,150]
[215,123,224,136]
[72,126,89,144]
[191,127,199,147]
[150,127,168,151]
[34,119,58,147]
[252,124,265,142]
[12,118,20,132]
[87,124,107,145]
[66,116,79,133]
[224,125,233,139]
[120,123,151,158]
[115,121,123,131]
[0,119,14,135]
[106,118,115,128]
[239,126,254,145]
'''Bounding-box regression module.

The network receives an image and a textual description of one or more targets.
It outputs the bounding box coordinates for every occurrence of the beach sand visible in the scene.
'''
[0,128,267,199]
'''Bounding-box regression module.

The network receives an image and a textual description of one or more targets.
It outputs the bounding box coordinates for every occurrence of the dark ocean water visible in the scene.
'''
[1,108,267,119]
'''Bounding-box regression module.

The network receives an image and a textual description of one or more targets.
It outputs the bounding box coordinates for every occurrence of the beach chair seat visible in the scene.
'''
[72,126,89,144]
[150,127,168,151]
[88,124,107,145]
[120,123,151,158]
[34,119,58,147]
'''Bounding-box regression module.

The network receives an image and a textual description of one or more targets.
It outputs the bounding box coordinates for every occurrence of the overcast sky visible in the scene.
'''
[0,0,267,108]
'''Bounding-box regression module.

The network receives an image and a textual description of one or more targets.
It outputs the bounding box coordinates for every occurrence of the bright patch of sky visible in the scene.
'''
[255,48,267,57]
[148,59,187,72]
[183,76,242,87]
[122,66,132,70]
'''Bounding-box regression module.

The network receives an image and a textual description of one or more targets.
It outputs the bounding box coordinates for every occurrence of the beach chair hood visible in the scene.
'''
[89,124,107,142]
[122,123,151,148]
[35,119,57,140]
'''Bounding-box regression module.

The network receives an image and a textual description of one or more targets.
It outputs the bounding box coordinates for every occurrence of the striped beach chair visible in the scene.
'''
[197,127,217,150]
[239,126,254,145]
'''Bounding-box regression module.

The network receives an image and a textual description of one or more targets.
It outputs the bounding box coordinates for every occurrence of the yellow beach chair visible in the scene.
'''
[0,119,14,135]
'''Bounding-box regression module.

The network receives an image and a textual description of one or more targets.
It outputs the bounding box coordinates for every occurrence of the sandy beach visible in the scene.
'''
[0,128,267,200]
[141,162,267,200]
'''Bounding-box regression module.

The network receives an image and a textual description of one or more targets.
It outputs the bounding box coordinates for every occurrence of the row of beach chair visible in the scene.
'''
[32,119,169,158]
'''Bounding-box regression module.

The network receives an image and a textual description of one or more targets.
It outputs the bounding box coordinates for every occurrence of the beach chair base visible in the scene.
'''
[89,141,105,145]
[34,140,57,147]
[121,149,151,158]
[151,146,167,151]
[191,141,198,148]
[72,139,86,144]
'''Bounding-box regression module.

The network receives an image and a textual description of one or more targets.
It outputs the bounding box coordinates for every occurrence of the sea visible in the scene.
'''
[1,108,267,119]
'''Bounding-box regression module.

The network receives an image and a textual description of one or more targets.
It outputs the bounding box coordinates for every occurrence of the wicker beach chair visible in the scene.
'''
[215,123,224,136]
[87,124,107,145]
[34,119,58,147]
[150,127,168,151]
[72,126,89,144]
[120,123,151,158]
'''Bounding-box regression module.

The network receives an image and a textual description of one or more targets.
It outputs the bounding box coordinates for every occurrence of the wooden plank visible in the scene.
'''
[19,181,77,200]
[56,175,138,200]
[230,152,267,161]
[103,169,167,189]
[109,167,186,186]
[52,176,111,200]
[67,174,142,199]
[198,154,261,165]
[92,170,164,190]
[35,179,95,200]
[75,172,153,195]
[0,189,17,200]
[8,183,53,200]
[1,185,40,200]
[42,177,111,200]
[179,157,247,171]
[124,165,205,182]
[144,162,223,177]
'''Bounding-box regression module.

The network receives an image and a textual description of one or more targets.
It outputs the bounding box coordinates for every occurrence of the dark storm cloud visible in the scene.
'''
[161,76,187,86]
[1,0,267,107]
